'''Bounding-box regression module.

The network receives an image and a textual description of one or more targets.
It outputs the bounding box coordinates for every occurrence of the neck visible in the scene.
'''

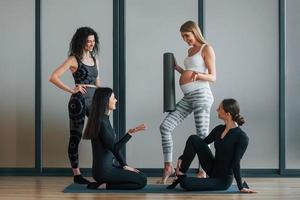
[193,41,202,48]
[106,109,112,116]
[82,51,91,59]
[224,119,238,130]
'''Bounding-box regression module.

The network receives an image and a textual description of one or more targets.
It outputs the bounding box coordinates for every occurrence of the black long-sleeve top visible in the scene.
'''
[204,125,249,190]
[91,115,131,174]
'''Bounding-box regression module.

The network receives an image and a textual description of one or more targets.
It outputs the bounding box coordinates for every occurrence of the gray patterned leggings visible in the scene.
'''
[160,87,214,163]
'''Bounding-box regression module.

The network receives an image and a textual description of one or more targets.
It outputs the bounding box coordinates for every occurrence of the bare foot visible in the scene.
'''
[157,166,175,184]
[197,170,207,178]
[98,183,107,189]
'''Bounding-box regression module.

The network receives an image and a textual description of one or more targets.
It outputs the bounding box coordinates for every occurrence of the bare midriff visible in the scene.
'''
[179,70,197,85]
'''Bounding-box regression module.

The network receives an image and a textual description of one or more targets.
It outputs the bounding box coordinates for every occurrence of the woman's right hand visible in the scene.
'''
[123,165,140,173]
[173,57,183,74]
[72,85,87,94]
[128,124,146,135]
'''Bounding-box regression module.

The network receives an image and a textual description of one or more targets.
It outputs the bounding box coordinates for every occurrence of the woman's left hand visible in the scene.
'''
[123,165,140,173]
[192,72,200,81]
[240,188,257,193]
[128,124,147,135]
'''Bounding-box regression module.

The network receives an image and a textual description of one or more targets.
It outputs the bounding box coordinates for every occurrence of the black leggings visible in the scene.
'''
[94,167,147,190]
[179,135,233,191]
[68,88,95,169]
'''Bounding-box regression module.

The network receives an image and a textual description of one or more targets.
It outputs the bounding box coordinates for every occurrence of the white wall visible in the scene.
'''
[125,0,199,168]
[0,0,35,167]
[1,0,297,170]
[286,0,300,169]
[126,0,279,169]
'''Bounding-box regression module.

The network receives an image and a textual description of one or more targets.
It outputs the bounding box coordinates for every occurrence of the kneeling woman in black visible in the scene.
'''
[167,98,256,193]
[83,87,147,190]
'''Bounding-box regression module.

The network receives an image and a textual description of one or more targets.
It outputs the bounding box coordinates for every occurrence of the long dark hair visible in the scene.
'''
[68,27,99,59]
[83,87,113,139]
[222,98,245,126]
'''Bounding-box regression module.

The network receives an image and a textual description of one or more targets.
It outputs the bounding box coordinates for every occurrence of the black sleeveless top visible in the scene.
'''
[72,56,98,85]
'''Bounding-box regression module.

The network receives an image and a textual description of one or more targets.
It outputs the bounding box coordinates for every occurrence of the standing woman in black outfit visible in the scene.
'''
[83,87,147,190]
[49,27,100,184]
[167,98,256,193]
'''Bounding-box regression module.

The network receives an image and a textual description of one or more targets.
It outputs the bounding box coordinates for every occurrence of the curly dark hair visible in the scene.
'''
[68,27,99,59]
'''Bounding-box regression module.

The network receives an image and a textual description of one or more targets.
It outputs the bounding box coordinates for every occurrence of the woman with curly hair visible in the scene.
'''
[49,27,100,184]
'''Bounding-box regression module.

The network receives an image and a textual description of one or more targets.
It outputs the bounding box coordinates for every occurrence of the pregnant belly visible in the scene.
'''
[179,70,196,85]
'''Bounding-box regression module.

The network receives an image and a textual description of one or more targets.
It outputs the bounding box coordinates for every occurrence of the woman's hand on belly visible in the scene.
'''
[179,70,201,85]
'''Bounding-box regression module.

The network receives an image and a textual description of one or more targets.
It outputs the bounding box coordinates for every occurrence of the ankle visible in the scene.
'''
[197,170,207,178]
[164,164,173,171]
[177,170,184,176]
[72,168,81,176]
[74,174,90,184]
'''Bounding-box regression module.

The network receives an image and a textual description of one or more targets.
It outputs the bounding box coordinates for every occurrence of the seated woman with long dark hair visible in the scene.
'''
[83,87,147,190]
[167,98,256,193]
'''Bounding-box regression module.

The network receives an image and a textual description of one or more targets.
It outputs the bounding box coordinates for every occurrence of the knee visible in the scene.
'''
[186,135,206,148]
[140,176,147,189]
[137,173,147,189]
[187,135,200,143]
[160,123,172,138]
[159,123,167,133]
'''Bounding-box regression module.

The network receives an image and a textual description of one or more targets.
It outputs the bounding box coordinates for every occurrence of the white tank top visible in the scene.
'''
[184,44,207,73]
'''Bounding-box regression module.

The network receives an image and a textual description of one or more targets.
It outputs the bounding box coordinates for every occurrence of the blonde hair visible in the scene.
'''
[180,20,206,44]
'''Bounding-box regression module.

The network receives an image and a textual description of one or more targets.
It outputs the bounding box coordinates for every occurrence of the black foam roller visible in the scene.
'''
[163,52,176,112]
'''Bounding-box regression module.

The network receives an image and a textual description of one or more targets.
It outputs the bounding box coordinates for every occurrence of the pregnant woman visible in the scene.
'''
[159,20,216,183]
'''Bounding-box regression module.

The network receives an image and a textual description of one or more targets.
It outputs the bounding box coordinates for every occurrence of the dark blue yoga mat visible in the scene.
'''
[63,184,241,193]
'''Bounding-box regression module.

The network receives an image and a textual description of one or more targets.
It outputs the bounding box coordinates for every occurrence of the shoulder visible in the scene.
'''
[202,44,215,56]
[211,124,225,133]
[101,118,112,128]
[67,56,79,66]
[100,118,108,126]
[236,128,249,141]
[94,56,100,68]
[215,124,225,130]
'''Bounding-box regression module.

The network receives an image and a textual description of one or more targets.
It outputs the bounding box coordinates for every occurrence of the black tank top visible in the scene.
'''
[72,56,98,85]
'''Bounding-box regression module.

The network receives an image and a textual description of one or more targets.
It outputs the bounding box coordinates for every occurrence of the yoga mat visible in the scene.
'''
[163,52,176,112]
[63,184,241,194]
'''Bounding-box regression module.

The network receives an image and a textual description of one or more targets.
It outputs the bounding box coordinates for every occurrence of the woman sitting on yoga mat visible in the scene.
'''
[83,87,147,190]
[167,98,256,193]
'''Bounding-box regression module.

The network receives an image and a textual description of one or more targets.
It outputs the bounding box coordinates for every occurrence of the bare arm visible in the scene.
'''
[95,58,101,87]
[49,56,78,94]
[196,45,216,82]
[174,56,184,74]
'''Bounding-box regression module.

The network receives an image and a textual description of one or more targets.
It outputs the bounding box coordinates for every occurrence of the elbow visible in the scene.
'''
[49,77,53,83]
[210,76,216,83]
[49,74,54,83]
[114,145,120,153]
[49,73,56,83]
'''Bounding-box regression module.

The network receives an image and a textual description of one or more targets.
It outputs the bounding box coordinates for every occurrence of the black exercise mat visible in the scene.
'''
[63,184,241,193]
